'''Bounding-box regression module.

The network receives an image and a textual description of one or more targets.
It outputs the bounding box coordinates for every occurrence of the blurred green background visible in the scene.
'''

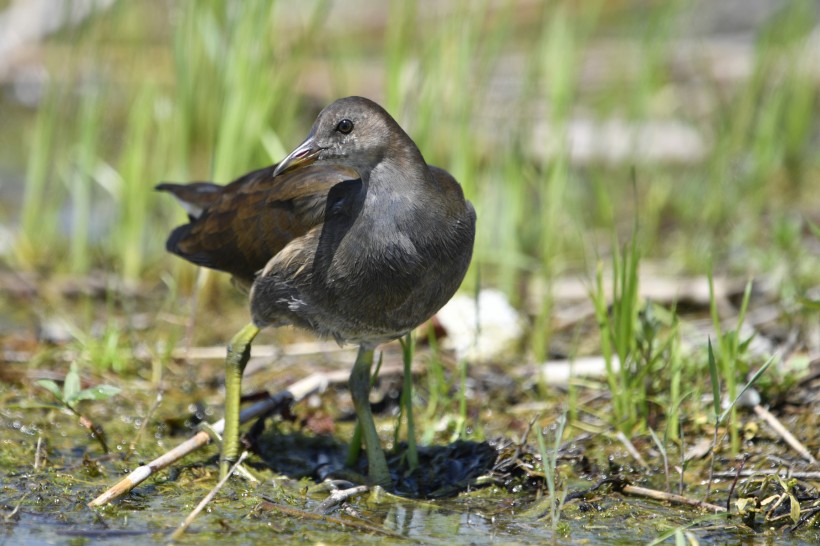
[1,0,818,355]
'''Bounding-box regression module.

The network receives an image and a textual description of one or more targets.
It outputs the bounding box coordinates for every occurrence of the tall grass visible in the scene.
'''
[535,413,567,534]
[708,273,753,454]
[110,86,163,283]
[13,1,818,286]
[17,88,60,268]
[591,231,641,434]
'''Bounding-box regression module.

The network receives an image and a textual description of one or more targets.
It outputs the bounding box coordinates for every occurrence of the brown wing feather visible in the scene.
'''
[155,182,223,219]
[160,164,360,285]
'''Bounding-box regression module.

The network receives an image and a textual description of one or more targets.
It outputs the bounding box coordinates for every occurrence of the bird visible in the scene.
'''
[157,96,476,486]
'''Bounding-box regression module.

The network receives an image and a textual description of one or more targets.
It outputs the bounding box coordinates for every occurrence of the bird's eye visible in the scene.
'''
[336,119,354,134]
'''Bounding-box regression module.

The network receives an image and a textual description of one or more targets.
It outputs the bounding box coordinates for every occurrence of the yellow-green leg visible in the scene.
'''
[345,422,362,468]
[220,323,260,479]
[399,333,418,471]
[348,345,391,487]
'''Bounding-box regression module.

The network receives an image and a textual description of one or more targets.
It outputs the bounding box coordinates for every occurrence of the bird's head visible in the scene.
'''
[273,96,411,179]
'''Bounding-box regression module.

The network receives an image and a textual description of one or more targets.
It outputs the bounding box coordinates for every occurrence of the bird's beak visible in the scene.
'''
[273,133,321,178]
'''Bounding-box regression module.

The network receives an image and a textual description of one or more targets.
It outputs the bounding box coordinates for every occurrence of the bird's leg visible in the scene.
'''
[399,333,418,471]
[348,345,391,487]
[345,422,362,468]
[220,322,260,479]
[345,351,384,468]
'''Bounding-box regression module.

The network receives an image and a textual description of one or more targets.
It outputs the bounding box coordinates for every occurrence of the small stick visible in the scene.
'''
[89,364,409,507]
[4,341,357,366]
[704,425,725,502]
[712,470,820,479]
[753,404,818,465]
[88,372,330,507]
[169,451,249,541]
[315,483,369,515]
[726,454,750,513]
[567,478,728,514]
[170,341,353,360]
[34,436,43,470]
[621,484,727,513]
[614,431,649,468]
[127,391,163,459]
[77,413,110,454]
[2,492,29,521]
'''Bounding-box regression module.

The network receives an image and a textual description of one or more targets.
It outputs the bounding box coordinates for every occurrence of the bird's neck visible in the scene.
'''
[365,145,430,191]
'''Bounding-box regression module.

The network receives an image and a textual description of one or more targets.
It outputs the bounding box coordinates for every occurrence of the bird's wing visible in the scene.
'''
[161,164,360,284]
[156,181,223,220]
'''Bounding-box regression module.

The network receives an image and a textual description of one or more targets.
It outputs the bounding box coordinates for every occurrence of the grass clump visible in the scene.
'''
[591,230,642,435]
[36,361,121,454]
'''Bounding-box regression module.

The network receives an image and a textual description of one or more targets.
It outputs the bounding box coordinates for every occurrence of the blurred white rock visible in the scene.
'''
[435,289,523,362]
[540,355,621,385]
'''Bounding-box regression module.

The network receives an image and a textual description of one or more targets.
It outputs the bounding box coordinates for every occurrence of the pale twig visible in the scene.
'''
[88,372,329,507]
[712,469,820,479]
[127,391,162,459]
[2,492,29,521]
[89,364,409,507]
[33,436,44,470]
[705,423,722,502]
[726,454,750,512]
[169,340,352,361]
[753,404,818,465]
[621,484,727,513]
[614,431,648,468]
[169,451,249,541]
[315,482,369,515]
[569,479,728,515]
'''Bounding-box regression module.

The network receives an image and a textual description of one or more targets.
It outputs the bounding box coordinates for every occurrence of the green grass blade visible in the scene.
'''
[707,338,721,423]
